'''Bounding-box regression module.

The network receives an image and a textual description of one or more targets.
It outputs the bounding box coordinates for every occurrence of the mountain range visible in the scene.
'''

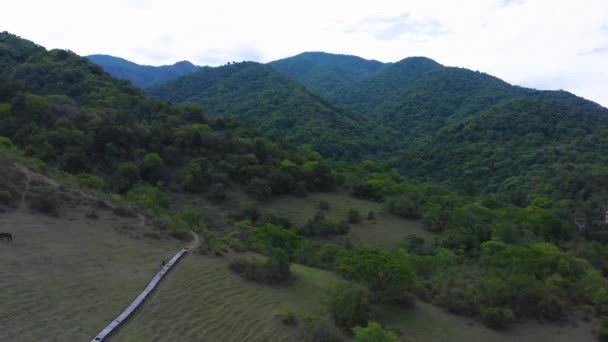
[83,44,608,209]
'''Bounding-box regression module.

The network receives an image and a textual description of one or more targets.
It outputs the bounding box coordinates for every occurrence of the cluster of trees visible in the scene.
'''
[0,33,350,212]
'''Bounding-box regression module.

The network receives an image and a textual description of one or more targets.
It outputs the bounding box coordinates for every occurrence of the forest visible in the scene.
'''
[2,31,608,340]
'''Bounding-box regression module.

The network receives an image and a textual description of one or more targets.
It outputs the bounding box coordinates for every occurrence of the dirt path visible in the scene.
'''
[14,163,31,211]
[186,231,200,251]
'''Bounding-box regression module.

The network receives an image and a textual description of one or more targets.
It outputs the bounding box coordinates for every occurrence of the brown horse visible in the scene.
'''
[0,232,12,242]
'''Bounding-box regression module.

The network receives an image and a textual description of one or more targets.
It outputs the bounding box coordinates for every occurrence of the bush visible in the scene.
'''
[328,281,370,329]
[367,211,375,221]
[307,317,345,342]
[112,206,136,217]
[247,177,272,201]
[126,184,169,211]
[76,173,106,190]
[352,321,398,342]
[385,195,421,219]
[348,209,361,224]
[279,311,298,326]
[85,210,99,219]
[480,307,515,329]
[599,316,608,342]
[230,252,291,284]
[319,200,330,211]
[301,211,350,237]
[28,189,60,216]
[208,182,226,201]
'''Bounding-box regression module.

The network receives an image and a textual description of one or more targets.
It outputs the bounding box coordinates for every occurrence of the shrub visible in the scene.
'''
[385,195,421,219]
[0,136,15,150]
[301,211,350,237]
[76,173,106,190]
[85,210,99,219]
[247,177,272,201]
[0,190,14,206]
[279,311,298,326]
[599,316,608,342]
[112,206,136,217]
[230,251,291,284]
[352,321,398,342]
[367,211,375,221]
[306,317,345,342]
[328,281,370,329]
[348,209,361,224]
[28,189,60,216]
[208,182,226,201]
[480,307,515,329]
[126,184,169,211]
[319,200,330,211]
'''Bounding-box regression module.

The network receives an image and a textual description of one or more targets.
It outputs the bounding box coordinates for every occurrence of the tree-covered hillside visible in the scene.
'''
[268,52,384,99]
[146,61,397,159]
[87,54,199,88]
[399,97,608,211]
[0,32,344,202]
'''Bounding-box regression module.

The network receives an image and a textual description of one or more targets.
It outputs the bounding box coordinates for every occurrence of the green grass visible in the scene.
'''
[112,256,341,341]
[378,301,594,342]
[0,208,183,341]
[262,192,432,249]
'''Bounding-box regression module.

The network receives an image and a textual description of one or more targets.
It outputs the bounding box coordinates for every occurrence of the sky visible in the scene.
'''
[2,0,608,106]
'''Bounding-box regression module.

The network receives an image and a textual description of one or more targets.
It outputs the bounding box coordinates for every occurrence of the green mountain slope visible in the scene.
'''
[0,32,342,198]
[398,97,608,208]
[146,61,396,159]
[87,54,199,88]
[268,52,384,99]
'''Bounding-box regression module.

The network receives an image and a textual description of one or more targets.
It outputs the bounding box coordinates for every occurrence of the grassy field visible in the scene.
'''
[0,164,595,342]
[262,192,432,249]
[0,205,183,341]
[112,256,340,341]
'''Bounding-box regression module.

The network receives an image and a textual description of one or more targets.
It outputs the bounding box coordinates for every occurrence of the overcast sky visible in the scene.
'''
[2,0,608,106]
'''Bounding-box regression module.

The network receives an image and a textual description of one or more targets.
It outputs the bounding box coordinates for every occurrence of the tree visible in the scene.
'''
[328,281,370,329]
[140,152,164,183]
[247,177,271,201]
[352,321,398,342]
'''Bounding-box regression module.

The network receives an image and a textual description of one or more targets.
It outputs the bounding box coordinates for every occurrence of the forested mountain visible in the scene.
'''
[268,52,384,99]
[146,61,397,159]
[0,32,343,200]
[86,54,199,88]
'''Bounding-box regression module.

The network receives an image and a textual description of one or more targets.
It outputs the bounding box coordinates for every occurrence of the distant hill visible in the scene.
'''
[268,52,384,99]
[274,53,600,137]
[87,54,199,88]
[146,61,397,159]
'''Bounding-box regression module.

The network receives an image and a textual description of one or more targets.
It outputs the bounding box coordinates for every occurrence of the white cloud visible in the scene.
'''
[1,0,607,106]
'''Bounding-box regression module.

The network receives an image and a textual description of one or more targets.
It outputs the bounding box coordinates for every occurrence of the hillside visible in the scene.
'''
[86,54,199,88]
[400,97,608,208]
[268,52,384,99]
[147,61,396,159]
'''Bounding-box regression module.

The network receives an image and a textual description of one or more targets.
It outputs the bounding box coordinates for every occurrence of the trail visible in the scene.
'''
[14,163,31,211]
[90,231,200,341]
[186,231,200,251]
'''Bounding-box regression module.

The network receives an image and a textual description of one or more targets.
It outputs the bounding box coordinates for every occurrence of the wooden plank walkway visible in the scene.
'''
[90,248,189,342]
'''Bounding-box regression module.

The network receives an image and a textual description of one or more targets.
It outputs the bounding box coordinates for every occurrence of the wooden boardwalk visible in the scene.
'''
[90,248,189,342]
